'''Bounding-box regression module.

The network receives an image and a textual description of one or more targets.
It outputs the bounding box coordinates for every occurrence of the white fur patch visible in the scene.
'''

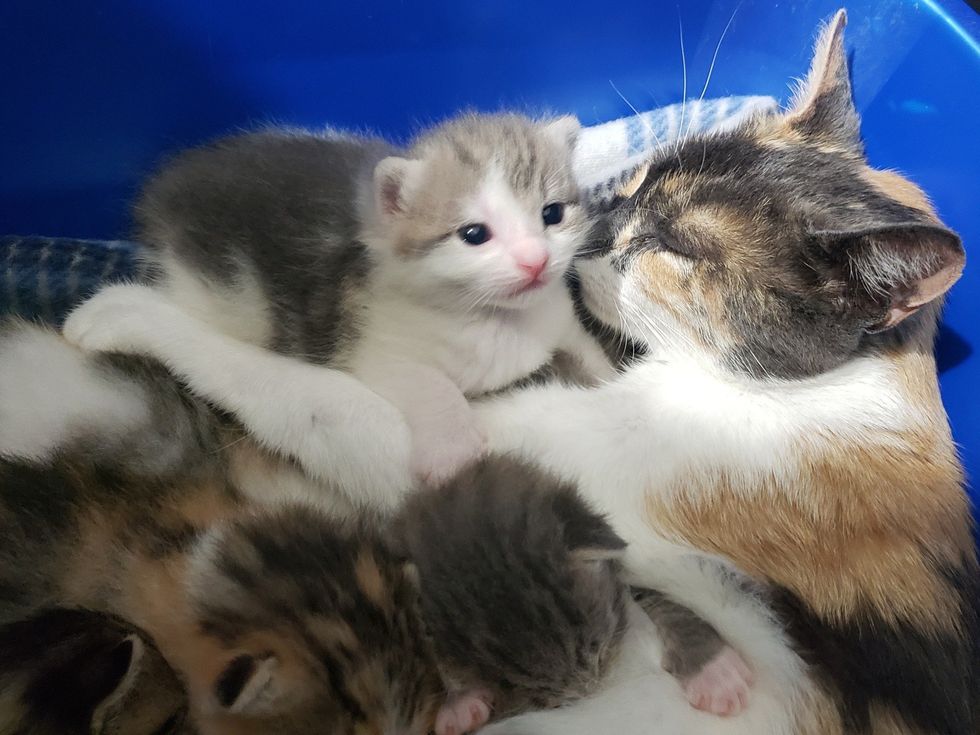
[155,253,272,346]
[0,328,150,460]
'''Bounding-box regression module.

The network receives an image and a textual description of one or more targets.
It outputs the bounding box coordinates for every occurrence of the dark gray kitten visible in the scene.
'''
[392,456,630,733]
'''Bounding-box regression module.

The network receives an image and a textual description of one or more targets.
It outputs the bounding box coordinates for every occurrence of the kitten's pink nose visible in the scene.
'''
[516,253,549,281]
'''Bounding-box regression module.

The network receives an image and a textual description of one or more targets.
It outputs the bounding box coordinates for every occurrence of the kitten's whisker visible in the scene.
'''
[212,433,250,454]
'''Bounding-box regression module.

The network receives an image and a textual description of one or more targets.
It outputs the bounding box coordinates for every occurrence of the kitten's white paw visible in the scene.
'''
[683,646,754,717]
[330,406,416,511]
[435,689,493,735]
[284,373,416,512]
[411,420,487,486]
[63,284,175,355]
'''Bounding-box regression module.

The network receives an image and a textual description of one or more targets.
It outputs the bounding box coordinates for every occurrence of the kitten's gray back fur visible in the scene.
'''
[137,130,387,362]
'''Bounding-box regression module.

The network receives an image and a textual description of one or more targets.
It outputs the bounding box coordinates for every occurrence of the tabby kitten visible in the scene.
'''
[0,330,627,735]
[393,456,629,733]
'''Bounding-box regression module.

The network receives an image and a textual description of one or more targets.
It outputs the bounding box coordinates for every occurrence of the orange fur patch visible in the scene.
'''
[355,550,391,612]
[648,435,970,632]
[794,686,846,735]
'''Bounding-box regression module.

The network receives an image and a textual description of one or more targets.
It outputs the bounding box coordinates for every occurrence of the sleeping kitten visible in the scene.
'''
[0,608,189,735]
[62,113,612,511]
[392,456,630,733]
[0,455,441,735]
[0,333,627,735]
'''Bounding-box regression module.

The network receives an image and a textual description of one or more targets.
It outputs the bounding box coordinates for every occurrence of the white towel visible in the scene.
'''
[575,95,777,203]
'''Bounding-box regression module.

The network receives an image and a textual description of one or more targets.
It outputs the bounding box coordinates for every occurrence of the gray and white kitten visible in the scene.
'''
[73,113,614,510]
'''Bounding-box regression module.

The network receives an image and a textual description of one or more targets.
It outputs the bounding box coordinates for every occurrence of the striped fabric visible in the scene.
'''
[1,94,778,325]
[574,95,776,203]
[0,237,146,325]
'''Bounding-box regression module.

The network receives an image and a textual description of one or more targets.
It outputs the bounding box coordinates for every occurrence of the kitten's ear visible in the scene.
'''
[0,610,149,732]
[87,635,146,729]
[543,115,582,151]
[213,653,284,715]
[784,10,860,151]
[552,489,627,562]
[815,222,964,331]
[374,156,424,217]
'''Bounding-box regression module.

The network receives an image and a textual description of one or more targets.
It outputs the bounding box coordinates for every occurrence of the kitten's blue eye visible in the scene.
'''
[458,223,491,245]
[542,202,564,226]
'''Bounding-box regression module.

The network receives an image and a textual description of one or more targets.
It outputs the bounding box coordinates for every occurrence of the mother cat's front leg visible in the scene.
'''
[474,384,810,735]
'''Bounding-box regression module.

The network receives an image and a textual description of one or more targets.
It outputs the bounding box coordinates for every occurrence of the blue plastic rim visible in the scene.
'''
[1,0,978,506]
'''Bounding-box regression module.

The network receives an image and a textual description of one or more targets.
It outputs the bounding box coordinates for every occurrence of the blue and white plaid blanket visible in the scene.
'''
[0,95,776,325]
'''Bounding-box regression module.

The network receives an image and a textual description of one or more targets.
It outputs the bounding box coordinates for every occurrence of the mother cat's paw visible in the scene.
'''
[63,284,177,355]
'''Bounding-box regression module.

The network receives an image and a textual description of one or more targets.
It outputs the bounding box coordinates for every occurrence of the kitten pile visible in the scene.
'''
[1,111,749,735]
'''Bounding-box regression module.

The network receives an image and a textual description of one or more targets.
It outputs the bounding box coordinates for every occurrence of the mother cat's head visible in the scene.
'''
[580,10,964,380]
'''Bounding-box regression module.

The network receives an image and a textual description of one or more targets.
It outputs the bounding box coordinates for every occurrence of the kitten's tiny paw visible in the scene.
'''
[683,646,753,717]
[435,689,493,735]
[63,284,172,355]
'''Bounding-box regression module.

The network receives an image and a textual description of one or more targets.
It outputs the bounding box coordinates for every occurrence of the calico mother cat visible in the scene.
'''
[476,11,978,735]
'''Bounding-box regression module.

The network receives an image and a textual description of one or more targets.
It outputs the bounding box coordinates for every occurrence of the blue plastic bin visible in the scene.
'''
[1,0,977,507]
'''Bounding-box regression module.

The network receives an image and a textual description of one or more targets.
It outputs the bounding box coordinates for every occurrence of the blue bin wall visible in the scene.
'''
[1,0,977,507]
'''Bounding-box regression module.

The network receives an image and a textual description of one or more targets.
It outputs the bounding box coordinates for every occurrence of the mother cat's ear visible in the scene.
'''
[783,9,860,152]
[814,222,965,332]
[374,156,425,217]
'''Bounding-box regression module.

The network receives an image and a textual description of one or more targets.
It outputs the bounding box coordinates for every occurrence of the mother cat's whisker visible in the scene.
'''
[675,13,688,162]
[608,80,665,152]
[685,2,742,140]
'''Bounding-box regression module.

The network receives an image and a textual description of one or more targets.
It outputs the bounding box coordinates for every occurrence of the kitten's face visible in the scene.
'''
[374,114,590,309]
[579,12,963,379]
[184,509,444,735]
